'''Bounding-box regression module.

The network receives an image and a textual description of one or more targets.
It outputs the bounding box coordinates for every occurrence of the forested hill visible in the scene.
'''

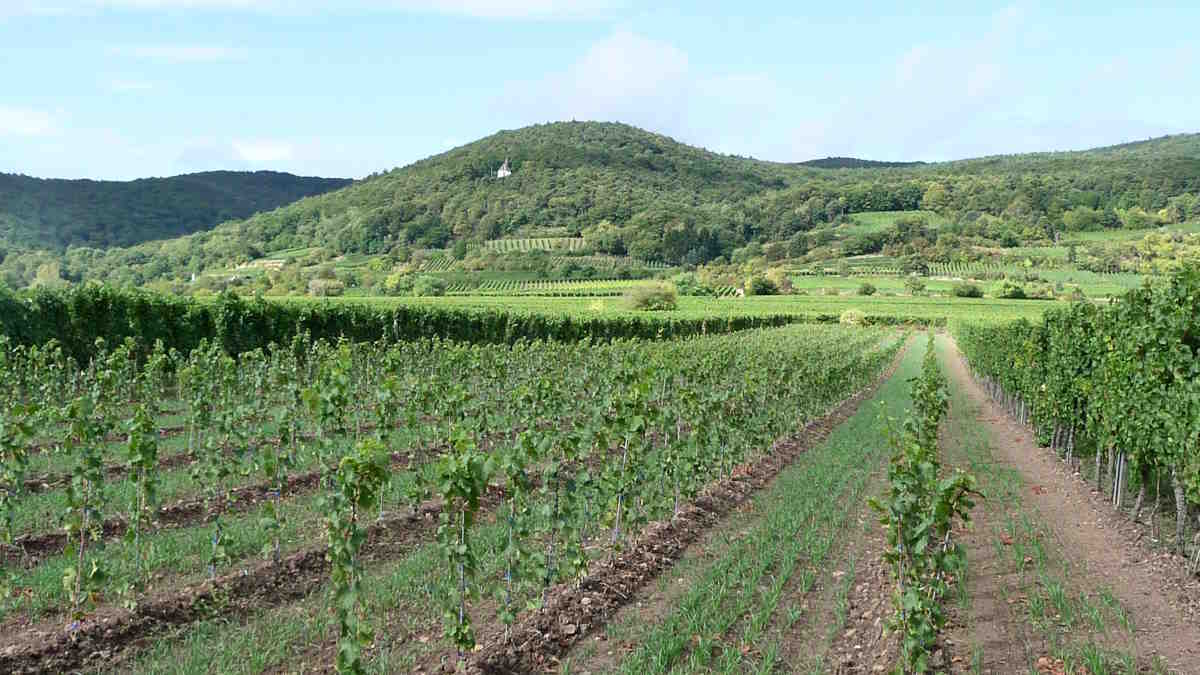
[175,123,1198,261]
[797,157,927,169]
[11,122,1200,287]
[0,171,352,250]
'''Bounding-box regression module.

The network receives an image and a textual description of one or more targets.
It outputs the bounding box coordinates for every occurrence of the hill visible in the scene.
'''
[4,122,1200,289]
[797,157,927,169]
[0,170,352,250]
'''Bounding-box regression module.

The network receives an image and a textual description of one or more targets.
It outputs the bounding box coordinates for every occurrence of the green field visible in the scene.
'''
[378,293,1051,323]
[837,209,950,235]
[1063,221,1200,243]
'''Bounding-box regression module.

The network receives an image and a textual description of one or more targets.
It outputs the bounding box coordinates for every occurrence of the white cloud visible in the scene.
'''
[233,139,294,162]
[5,0,620,18]
[0,106,55,136]
[507,30,795,158]
[109,44,247,62]
[555,30,691,130]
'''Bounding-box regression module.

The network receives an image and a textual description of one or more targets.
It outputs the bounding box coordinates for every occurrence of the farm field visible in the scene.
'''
[3,270,1200,673]
[0,323,902,672]
[381,293,1053,324]
[7,3,1200,672]
[445,278,733,297]
[834,209,950,235]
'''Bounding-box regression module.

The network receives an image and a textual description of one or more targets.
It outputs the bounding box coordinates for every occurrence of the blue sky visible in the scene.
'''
[1,1,1197,180]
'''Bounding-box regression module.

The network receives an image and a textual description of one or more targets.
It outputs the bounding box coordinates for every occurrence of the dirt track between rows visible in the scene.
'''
[943,336,1200,673]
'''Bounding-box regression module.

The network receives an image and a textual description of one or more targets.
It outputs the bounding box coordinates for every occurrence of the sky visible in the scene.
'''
[1,1,1198,180]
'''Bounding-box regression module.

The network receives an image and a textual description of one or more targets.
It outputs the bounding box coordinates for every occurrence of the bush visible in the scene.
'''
[626,282,678,311]
[308,278,345,297]
[904,274,926,296]
[670,272,715,296]
[952,282,983,298]
[765,268,793,294]
[746,275,779,296]
[995,281,1026,299]
[412,275,447,297]
[839,309,865,326]
[824,287,841,296]
[857,282,877,296]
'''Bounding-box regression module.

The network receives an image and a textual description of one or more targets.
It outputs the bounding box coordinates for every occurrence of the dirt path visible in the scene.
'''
[943,336,1200,672]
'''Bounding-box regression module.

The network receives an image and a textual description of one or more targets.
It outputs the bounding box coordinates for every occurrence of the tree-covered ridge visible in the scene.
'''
[797,157,927,169]
[0,171,352,250]
[3,122,1199,289]
[177,122,1200,264]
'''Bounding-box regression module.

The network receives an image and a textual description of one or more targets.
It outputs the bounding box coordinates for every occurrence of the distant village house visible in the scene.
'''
[497,159,512,179]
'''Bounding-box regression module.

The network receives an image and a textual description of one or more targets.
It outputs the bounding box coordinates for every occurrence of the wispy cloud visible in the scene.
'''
[6,0,620,19]
[0,106,56,136]
[108,44,247,62]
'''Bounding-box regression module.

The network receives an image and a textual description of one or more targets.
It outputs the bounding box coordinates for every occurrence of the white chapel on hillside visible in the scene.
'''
[497,159,512,179]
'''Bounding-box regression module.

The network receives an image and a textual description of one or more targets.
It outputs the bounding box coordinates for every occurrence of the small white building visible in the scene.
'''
[497,159,512,179]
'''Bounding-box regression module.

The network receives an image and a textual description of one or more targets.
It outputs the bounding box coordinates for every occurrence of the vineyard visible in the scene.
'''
[955,265,1200,562]
[2,271,1200,673]
[0,323,900,672]
[446,279,738,297]
[483,238,587,253]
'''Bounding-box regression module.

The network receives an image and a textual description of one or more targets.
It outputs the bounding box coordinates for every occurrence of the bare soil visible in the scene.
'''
[5,448,426,566]
[819,522,902,674]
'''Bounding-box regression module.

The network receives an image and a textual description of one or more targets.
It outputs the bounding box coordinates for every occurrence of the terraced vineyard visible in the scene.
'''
[794,255,905,276]
[483,237,587,253]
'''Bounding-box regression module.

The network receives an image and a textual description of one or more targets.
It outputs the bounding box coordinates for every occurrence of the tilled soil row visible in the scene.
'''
[0,484,506,675]
[21,415,512,494]
[23,426,190,493]
[823,527,902,674]
[5,449,426,566]
[463,349,905,675]
[23,422,372,494]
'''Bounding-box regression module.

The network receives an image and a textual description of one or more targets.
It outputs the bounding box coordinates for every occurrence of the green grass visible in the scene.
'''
[2,450,428,623]
[838,210,950,235]
[1064,221,1200,243]
[347,293,1050,324]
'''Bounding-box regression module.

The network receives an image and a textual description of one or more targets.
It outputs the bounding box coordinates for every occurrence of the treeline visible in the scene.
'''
[0,284,811,363]
[955,267,1200,556]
